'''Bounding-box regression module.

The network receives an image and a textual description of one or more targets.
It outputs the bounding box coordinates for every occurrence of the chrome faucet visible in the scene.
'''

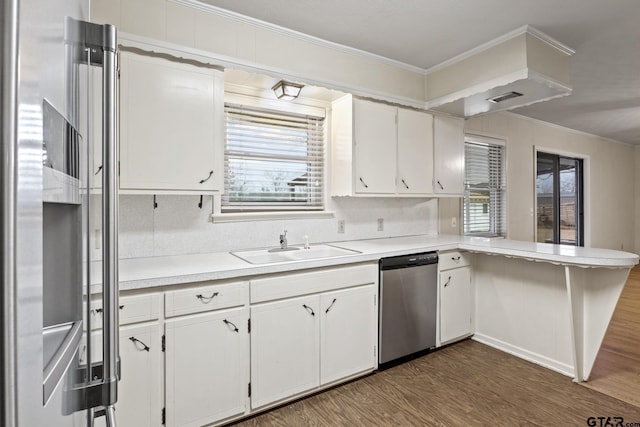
[279,230,288,250]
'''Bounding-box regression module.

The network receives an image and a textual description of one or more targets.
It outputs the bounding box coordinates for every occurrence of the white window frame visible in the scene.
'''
[533,146,590,248]
[212,92,333,222]
[463,133,507,237]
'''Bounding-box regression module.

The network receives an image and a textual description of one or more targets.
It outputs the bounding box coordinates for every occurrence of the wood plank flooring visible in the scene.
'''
[582,265,640,407]
[233,340,640,426]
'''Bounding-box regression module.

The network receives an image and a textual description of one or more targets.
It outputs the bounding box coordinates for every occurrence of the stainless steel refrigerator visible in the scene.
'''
[1,0,120,426]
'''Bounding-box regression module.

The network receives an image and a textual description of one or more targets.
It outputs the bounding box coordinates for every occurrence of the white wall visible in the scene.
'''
[117,195,438,258]
[466,113,636,252]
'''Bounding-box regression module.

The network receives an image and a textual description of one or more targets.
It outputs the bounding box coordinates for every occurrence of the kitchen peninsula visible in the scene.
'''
[90,235,638,426]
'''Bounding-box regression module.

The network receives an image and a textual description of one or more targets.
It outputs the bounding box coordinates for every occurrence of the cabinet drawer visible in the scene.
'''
[439,251,471,270]
[251,263,378,304]
[89,293,161,328]
[165,281,248,318]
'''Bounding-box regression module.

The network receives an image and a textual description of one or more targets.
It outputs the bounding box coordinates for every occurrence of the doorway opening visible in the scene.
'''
[536,151,584,246]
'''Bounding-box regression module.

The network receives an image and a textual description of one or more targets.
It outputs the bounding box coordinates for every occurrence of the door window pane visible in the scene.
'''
[536,152,583,246]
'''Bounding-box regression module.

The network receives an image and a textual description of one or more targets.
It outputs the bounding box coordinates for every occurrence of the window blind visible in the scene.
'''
[223,104,325,211]
[463,139,506,236]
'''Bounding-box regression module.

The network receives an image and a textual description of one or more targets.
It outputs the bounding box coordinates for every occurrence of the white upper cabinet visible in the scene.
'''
[397,109,434,195]
[433,115,465,196]
[119,51,224,193]
[331,95,434,197]
[353,99,397,194]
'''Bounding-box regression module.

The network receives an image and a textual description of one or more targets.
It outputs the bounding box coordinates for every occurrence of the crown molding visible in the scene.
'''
[425,25,574,75]
[169,0,426,74]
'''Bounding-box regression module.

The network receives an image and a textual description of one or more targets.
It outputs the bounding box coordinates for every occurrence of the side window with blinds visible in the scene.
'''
[223,104,325,212]
[463,136,506,237]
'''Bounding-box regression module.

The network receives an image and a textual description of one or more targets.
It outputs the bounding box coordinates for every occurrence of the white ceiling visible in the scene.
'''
[201,0,640,145]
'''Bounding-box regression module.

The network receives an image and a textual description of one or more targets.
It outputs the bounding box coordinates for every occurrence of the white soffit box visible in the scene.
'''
[426,26,574,117]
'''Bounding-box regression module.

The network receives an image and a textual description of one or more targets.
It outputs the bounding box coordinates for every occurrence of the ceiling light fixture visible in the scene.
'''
[272,80,304,101]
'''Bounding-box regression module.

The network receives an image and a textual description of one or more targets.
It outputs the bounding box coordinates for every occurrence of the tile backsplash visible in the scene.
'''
[112,195,438,259]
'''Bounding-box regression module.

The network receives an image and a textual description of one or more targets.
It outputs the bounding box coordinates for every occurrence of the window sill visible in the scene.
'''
[211,210,335,223]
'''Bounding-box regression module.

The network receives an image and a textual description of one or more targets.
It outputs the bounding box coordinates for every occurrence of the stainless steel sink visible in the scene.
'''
[231,244,360,265]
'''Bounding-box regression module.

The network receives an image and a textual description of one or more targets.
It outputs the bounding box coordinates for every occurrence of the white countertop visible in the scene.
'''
[107,235,639,292]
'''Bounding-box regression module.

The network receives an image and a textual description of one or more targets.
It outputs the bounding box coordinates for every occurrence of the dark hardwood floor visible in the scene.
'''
[234,340,640,426]
[582,265,640,407]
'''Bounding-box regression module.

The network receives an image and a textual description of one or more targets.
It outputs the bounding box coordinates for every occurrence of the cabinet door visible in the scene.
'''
[165,307,248,427]
[250,296,319,409]
[397,109,433,195]
[320,285,377,385]
[353,99,397,194]
[90,324,162,427]
[440,267,472,344]
[119,52,223,192]
[433,115,464,195]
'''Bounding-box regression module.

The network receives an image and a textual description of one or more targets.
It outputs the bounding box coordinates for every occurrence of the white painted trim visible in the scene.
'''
[119,33,427,110]
[525,26,576,56]
[533,145,591,249]
[528,69,572,92]
[427,68,572,111]
[211,210,335,223]
[464,131,506,147]
[425,25,574,74]
[168,0,425,74]
[472,333,574,378]
[426,69,529,108]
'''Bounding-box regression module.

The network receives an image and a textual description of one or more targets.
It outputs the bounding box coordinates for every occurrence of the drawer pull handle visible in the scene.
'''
[359,177,369,188]
[223,319,239,333]
[129,336,150,352]
[199,170,214,184]
[452,256,461,262]
[401,179,409,189]
[196,292,219,303]
[325,298,337,314]
[302,304,315,316]
[437,180,444,190]
[444,276,452,288]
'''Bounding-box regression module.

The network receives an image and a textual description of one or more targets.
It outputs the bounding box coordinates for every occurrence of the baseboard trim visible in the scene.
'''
[472,333,574,378]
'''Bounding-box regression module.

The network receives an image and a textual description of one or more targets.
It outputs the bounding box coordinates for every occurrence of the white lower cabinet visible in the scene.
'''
[85,294,162,427]
[116,323,163,427]
[320,286,377,385]
[439,252,473,344]
[250,296,320,409]
[89,325,162,427]
[249,264,378,410]
[165,306,249,427]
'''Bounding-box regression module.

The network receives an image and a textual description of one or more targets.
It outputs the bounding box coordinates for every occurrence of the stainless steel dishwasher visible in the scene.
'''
[379,252,438,364]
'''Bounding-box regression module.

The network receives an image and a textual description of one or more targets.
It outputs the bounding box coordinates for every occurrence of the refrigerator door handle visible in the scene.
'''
[100,23,119,417]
